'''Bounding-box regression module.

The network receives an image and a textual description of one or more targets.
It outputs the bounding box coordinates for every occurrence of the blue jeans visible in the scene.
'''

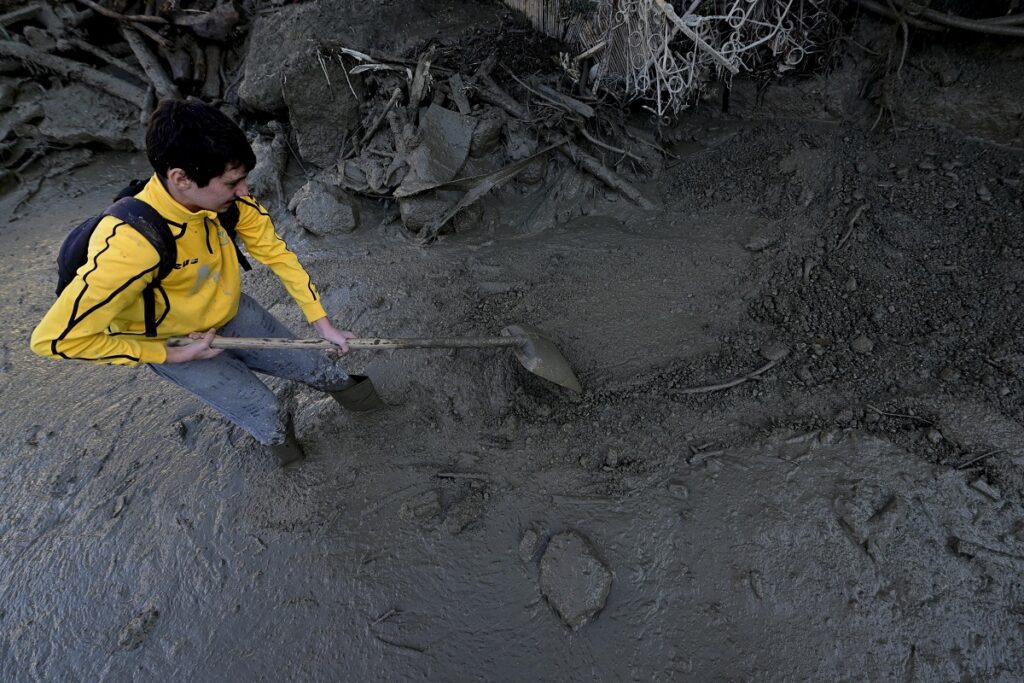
[150,294,351,444]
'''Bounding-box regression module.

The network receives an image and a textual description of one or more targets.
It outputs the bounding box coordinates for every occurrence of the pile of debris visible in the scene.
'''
[244,42,663,243]
[1,1,673,237]
[0,0,244,210]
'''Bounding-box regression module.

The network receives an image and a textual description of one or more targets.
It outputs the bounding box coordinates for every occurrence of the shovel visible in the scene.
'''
[167,323,582,392]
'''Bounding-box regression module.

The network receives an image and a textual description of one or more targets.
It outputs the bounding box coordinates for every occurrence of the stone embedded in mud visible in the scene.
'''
[289,181,357,235]
[519,527,542,563]
[470,109,506,158]
[539,531,612,631]
[850,335,874,354]
[760,342,789,362]
[797,365,814,384]
[117,606,160,651]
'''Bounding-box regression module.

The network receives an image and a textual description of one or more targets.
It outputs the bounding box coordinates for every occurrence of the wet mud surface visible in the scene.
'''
[2,112,1024,679]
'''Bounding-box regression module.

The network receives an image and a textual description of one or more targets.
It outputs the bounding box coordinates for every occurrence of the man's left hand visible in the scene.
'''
[312,317,355,354]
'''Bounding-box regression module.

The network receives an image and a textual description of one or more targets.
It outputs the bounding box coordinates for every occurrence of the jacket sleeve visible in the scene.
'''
[30,218,168,365]
[232,196,327,322]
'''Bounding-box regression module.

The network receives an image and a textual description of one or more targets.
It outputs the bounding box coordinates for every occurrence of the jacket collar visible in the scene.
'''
[138,173,218,225]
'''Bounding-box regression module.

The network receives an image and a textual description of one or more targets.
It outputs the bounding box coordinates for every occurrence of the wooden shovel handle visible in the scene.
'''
[166,335,525,351]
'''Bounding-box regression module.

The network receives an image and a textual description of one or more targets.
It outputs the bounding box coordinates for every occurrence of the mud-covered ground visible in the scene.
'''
[3,20,1024,683]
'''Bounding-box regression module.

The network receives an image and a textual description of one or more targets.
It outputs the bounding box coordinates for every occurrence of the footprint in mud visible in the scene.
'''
[117,606,160,651]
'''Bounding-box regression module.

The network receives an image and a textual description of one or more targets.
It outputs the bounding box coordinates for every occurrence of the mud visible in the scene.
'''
[2,9,1024,682]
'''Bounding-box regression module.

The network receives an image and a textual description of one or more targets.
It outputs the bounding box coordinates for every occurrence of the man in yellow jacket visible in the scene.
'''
[31,99,370,465]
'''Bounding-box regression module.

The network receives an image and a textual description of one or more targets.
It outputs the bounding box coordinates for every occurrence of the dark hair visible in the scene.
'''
[145,99,256,188]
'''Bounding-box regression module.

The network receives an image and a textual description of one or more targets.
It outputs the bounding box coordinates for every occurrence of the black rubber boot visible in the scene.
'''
[268,415,305,466]
[329,375,385,412]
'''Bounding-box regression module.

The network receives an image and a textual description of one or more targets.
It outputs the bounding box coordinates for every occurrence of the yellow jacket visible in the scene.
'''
[31,175,327,365]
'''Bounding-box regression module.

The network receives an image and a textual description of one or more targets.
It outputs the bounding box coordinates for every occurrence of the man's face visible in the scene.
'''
[177,164,250,213]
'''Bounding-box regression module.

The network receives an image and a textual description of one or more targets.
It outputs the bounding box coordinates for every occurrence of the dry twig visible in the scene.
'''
[676,352,789,395]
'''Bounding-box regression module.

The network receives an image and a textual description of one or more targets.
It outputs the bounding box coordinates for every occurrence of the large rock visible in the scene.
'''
[288,180,358,235]
[238,1,503,114]
[281,46,363,169]
[539,530,612,630]
[396,104,477,197]
[36,84,141,150]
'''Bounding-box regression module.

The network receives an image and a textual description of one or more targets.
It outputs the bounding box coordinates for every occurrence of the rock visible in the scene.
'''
[36,84,141,150]
[844,276,857,292]
[23,27,56,52]
[237,6,307,113]
[0,81,16,112]
[518,527,542,563]
[187,2,240,41]
[246,122,289,206]
[400,490,442,521]
[743,233,780,252]
[289,181,357,235]
[938,367,961,383]
[519,157,548,185]
[926,428,943,444]
[470,108,506,158]
[797,365,814,384]
[760,342,789,362]
[397,104,477,196]
[666,479,689,498]
[445,494,484,534]
[850,335,874,354]
[117,607,160,651]
[504,119,537,160]
[969,478,1001,501]
[282,46,363,168]
[604,449,622,467]
[539,531,612,630]
[918,160,936,171]
[398,190,459,233]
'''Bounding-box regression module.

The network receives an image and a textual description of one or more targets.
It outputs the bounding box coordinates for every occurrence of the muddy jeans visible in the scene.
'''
[150,293,351,445]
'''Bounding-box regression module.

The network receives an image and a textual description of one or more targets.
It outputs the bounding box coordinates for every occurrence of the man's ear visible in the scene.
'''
[166,168,192,191]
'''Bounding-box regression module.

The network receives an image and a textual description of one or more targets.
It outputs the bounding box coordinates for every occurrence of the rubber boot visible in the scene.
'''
[329,375,385,412]
[268,415,305,466]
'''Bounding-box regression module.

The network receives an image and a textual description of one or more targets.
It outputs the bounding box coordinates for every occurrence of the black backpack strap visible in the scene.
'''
[105,197,176,337]
[218,201,252,272]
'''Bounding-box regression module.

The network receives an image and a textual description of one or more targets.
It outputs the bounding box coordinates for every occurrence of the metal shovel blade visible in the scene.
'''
[501,324,583,393]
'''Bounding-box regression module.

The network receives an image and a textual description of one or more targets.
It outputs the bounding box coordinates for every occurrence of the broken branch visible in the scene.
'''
[73,0,167,25]
[122,27,180,100]
[0,39,146,106]
[559,141,654,209]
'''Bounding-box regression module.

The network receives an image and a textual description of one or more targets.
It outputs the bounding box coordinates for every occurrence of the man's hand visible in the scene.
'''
[164,328,224,363]
[312,317,355,354]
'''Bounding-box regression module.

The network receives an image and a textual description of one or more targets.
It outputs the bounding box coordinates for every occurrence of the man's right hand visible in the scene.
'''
[164,328,224,364]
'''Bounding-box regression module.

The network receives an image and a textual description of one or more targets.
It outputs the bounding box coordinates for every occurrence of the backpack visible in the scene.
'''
[55,179,252,337]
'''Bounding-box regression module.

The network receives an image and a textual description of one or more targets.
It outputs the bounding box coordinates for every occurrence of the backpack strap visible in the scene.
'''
[105,197,176,338]
[218,201,252,272]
